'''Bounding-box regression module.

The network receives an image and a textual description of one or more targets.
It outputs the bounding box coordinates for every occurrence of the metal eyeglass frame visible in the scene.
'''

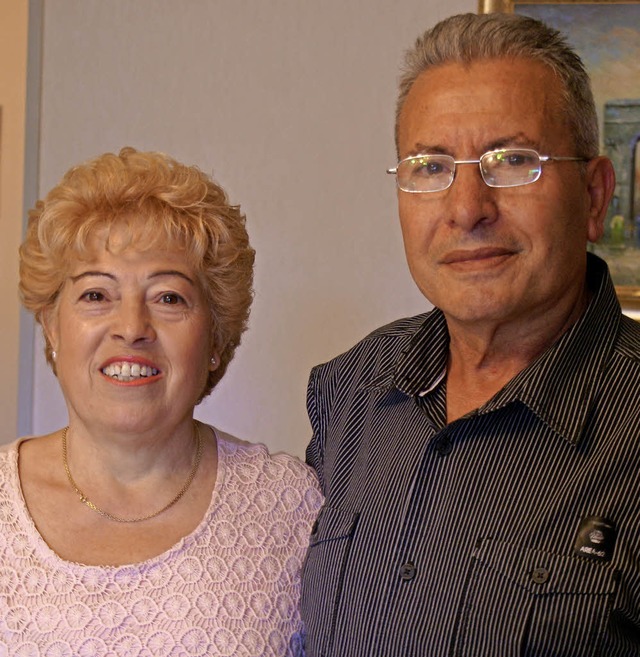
[386,148,589,192]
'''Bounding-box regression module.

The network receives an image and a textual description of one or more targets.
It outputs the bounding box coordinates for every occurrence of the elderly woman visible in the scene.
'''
[3,147,321,655]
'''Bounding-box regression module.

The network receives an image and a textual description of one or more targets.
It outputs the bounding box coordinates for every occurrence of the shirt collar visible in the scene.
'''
[505,254,620,443]
[368,254,620,445]
[366,307,449,395]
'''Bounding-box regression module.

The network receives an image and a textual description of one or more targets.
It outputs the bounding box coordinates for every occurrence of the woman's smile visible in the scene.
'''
[100,357,161,383]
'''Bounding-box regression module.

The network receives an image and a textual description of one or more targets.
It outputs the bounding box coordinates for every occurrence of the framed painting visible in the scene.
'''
[478,0,640,311]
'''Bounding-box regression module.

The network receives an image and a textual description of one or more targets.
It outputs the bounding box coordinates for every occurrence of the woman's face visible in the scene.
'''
[44,240,217,436]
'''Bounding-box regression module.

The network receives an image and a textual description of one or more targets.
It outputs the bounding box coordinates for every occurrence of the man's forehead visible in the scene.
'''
[404,58,560,107]
[397,58,565,152]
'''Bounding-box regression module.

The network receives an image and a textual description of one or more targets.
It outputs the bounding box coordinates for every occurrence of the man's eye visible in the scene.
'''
[499,151,537,168]
[414,161,447,177]
[506,153,528,166]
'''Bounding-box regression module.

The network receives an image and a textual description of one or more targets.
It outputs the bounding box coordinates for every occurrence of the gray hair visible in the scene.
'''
[395,13,598,158]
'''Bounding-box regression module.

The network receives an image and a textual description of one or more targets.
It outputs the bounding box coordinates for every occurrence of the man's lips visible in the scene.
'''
[439,247,517,265]
[100,356,162,383]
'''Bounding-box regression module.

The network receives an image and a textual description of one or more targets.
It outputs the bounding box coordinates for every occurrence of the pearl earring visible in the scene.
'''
[210,356,216,366]
[52,350,57,362]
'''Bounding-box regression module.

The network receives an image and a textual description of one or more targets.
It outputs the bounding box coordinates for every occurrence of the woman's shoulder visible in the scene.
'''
[0,437,25,455]
[0,437,32,470]
[214,428,322,509]
[0,439,19,481]
[216,428,318,479]
[0,439,32,531]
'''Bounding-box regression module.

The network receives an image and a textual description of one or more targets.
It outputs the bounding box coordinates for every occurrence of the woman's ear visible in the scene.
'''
[41,306,60,354]
[585,156,616,244]
[209,350,221,372]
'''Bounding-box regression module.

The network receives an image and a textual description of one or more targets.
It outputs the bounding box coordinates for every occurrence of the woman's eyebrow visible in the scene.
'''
[70,271,115,282]
[148,270,195,285]
[69,270,195,284]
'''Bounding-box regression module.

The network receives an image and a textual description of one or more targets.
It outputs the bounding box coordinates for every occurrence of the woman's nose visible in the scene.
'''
[111,300,156,344]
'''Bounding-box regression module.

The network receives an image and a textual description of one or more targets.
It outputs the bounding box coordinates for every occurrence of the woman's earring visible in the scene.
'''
[210,356,217,367]
[52,350,57,362]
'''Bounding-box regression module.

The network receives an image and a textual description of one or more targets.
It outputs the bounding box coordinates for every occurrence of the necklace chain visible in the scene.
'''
[61,422,203,523]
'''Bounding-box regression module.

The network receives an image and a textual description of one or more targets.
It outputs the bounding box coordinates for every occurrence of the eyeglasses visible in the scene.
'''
[387,148,588,193]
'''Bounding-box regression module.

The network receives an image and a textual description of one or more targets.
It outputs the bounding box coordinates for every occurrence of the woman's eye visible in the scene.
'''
[160,293,184,305]
[81,291,105,302]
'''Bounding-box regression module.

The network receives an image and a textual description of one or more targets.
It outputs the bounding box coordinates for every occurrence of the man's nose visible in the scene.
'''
[111,300,156,344]
[445,163,499,231]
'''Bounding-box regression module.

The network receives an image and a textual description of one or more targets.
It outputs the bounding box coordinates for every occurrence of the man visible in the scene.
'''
[300,12,640,657]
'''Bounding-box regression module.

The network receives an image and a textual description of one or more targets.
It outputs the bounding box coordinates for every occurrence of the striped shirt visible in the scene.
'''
[301,254,640,657]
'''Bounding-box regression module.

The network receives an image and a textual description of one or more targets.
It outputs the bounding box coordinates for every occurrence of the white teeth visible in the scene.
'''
[101,362,159,382]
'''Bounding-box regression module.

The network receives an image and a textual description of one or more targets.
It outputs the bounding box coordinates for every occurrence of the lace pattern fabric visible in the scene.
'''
[0,429,322,656]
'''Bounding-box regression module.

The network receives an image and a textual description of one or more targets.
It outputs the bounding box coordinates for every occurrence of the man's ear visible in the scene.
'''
[585,156,616,244]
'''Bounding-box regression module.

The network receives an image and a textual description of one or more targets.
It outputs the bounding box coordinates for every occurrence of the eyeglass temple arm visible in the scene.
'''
[541,156,590,163]
[386,158,480,174]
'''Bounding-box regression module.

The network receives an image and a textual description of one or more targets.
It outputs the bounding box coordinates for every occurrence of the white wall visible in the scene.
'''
[29,0,474,457]
[0,1,29,445]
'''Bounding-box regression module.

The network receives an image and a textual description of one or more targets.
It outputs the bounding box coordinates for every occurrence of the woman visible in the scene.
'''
[4,147,321,655]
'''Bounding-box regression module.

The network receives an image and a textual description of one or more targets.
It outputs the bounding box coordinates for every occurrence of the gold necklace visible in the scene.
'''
[61,422,203,523]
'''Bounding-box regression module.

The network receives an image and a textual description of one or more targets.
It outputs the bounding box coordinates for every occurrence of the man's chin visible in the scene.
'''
[430,290,519,326]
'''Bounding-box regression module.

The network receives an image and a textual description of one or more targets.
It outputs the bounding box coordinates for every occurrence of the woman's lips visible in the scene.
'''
[100,357,161,383]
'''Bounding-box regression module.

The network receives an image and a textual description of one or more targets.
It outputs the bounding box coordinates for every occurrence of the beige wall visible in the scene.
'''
[0,1,29,442]
[27,0,474,456]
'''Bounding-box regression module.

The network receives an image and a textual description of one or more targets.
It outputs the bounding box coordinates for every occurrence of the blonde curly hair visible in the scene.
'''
[19,147,255,399]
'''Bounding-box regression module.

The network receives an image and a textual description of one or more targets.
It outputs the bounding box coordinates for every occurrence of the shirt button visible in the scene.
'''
[399,562,417,581]
[531,567,550,584]
[435,437,453,456]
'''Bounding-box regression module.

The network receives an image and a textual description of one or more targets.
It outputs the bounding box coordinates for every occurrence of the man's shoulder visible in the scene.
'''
[356,312,431,344]
[616,314,640,362]
[310,311,432,383]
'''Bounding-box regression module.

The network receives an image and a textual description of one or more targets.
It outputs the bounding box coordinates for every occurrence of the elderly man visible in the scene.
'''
[301,12,640,657]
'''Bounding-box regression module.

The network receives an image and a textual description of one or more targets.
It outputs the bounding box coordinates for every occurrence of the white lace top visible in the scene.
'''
[0,429,322,656]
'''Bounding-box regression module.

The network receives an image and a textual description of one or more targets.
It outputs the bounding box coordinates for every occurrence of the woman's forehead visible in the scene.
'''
[76,219,192,256]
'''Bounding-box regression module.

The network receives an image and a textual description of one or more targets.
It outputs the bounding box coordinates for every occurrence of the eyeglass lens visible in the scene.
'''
[396,149,542,192]
[480,150,541,188]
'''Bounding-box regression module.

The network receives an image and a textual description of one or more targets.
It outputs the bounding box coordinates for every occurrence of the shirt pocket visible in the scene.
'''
[452,537,619,657]
[300,504,359,657]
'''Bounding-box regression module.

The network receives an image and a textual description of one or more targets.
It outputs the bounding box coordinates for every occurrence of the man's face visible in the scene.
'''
[396,58,605,327]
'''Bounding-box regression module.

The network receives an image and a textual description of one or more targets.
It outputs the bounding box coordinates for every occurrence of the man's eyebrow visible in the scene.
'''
[404,133,537,158]
[485,133,536,151]
[406,143,450,157]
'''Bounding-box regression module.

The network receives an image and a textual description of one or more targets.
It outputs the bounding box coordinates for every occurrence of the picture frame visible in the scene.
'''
[478,0,640,312]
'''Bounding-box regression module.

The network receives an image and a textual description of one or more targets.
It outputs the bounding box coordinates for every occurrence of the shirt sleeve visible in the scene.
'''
[305,365,326,494]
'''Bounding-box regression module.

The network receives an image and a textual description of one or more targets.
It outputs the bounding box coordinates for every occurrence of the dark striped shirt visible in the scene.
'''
[301,255,640,657]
